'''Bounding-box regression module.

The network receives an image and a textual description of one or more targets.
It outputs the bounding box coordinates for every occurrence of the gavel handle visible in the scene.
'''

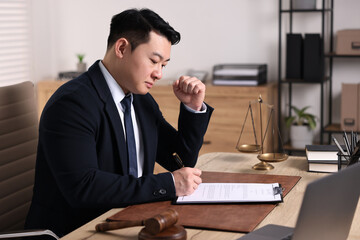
[95,220,144,232]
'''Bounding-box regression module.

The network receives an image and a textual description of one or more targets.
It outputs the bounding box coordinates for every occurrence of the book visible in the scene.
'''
[306,145,348,173]
[308,158,348,173]
[305,144,343,161]
[174,182,283,204]
[308,161,343,173]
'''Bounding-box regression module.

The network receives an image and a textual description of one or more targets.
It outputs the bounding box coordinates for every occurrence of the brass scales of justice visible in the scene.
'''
[236,95,288,170]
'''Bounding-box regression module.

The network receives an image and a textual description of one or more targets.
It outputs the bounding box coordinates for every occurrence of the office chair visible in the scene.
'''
[0,81,59,239]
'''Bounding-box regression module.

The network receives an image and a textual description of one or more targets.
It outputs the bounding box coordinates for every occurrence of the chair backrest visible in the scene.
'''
[0,81,38,231]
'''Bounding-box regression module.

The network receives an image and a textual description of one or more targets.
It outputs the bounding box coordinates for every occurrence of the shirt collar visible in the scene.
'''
[98,60,133,104]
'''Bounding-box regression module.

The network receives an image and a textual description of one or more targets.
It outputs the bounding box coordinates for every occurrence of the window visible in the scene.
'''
[0,0,31,86]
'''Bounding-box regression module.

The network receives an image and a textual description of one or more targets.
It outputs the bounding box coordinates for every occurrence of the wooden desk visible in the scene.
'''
[60,153,360,240]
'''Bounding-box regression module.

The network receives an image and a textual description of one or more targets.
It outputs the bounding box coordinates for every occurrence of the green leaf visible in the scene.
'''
[285,116,296,128]
[76,54,85,63]
[285,105,317,129]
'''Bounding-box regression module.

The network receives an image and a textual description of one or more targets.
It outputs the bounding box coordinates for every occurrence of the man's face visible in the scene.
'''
[119,31,171,95]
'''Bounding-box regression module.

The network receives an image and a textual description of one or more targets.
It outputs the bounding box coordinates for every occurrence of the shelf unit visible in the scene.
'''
[323,52,360,142]
[279,1,360,152]
[278,0,333,151]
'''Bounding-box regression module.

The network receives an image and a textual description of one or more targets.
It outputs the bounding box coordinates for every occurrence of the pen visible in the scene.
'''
[356,132,358,144]
[343,136,351,157]
[349,143,360,165]
[344,131,352,155]
[353,131,357,152]
[173,152,184,168]
[333,136,347,156]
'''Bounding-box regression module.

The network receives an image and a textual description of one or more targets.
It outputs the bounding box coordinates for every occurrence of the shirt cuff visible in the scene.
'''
[170,172,175,185]
[184,102,207,113]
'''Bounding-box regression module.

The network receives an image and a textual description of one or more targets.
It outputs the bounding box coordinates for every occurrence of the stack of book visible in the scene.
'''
[212,64,267,86]
[305,145,346,173]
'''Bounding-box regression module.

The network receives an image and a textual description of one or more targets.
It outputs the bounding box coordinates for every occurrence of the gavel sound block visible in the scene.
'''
[95,209,186,240]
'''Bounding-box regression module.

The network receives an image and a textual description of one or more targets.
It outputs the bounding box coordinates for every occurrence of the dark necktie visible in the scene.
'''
[121,95,138,177]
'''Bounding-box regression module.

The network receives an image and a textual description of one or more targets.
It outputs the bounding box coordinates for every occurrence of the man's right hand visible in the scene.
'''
[172,167,202,196]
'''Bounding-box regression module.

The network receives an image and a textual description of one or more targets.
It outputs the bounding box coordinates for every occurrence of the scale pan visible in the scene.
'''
[257,153,288,162]
[237,144,261,153]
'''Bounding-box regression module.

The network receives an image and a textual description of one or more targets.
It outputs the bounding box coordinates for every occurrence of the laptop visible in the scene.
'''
[238,163,360,240]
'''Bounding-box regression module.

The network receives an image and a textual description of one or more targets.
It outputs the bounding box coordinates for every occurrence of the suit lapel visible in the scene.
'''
[88,61,128,173]
[104,101,128,172]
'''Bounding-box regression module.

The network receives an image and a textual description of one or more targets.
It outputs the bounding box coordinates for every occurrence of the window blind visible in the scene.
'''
[0,0,31,86]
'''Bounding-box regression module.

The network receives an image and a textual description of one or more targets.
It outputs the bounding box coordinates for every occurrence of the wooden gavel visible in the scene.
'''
[95,209,179,235]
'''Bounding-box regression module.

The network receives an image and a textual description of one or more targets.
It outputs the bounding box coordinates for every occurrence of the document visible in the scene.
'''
[175,183,283,204]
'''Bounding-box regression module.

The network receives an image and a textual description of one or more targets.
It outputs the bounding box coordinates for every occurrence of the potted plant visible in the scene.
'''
[285,106,317,149]
[76,54,86,72]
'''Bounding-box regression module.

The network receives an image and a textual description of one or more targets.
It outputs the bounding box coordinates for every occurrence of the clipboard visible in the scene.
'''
[173,183,283,204]
[107,171,301,233]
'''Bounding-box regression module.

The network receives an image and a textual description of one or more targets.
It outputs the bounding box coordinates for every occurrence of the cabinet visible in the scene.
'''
[278,0,333,150]
[36,80,67,119]
[150,84,277,155]
[37,81,276,173]
[36,80,277,155]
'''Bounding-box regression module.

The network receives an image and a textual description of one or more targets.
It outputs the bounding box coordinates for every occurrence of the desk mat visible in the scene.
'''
[107,171,301,233]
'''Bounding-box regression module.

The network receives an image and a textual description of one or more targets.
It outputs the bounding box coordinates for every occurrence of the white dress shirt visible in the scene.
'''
[99,61,144,177]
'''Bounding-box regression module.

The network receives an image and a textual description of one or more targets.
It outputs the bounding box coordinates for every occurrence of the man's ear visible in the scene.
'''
[114,38,130,58]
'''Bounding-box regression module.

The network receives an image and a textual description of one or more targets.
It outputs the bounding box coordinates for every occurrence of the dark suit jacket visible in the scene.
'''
[25,61,213,237]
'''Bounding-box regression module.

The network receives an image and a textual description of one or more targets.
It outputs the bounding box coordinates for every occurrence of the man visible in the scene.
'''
[25,8,213,237]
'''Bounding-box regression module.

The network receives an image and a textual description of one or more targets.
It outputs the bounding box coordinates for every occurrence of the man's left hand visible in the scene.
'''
[172,76,205,111]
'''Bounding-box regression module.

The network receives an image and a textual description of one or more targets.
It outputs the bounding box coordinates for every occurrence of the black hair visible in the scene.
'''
[107,8,181,50]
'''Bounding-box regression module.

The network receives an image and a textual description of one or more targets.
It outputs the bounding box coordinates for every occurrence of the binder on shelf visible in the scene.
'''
[292,0,316,10]
[303,34,324,82]
[212,64,267,86]
[286,33,303,79]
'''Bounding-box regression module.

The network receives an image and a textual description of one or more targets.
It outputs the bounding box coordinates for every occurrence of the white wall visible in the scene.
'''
[31,0,360,142]
[31,0,280,82]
